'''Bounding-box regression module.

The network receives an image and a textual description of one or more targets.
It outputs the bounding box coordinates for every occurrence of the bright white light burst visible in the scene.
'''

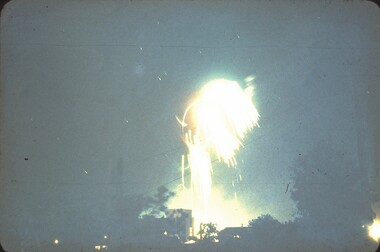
[176,78,260,221]
[368,219,380,242]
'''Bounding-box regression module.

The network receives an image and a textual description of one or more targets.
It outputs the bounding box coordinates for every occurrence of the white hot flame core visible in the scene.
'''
[193,80,259,166]
[176,78,260,219]
[368,219,380,242]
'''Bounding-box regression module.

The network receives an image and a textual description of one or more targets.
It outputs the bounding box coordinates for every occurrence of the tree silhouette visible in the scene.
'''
[198,223,218,242]
[248,214,282,228]
[290,141,373,249]
[245,214,298,251]
[141,186,175,218]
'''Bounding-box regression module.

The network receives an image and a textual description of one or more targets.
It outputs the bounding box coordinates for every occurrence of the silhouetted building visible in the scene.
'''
[136,209,193,244]
[137,216,180,244]
[166,209,194,241]
[218,227,250,243]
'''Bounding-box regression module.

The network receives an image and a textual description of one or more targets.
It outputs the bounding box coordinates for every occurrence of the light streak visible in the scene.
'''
[175,78,260,229]
[185,131,213,209]
[181,155,185,188]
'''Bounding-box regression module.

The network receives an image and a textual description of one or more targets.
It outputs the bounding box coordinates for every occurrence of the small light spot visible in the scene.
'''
[139,47,143,51]
[54,239,59,245]
[199,50,202,54]
[104,235,108,239]
[83,169,88,174]
[158,76,162,81]
[237,35,240,38]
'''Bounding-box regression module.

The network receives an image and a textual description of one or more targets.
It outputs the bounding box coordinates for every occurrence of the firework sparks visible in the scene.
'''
[177,78,260,214]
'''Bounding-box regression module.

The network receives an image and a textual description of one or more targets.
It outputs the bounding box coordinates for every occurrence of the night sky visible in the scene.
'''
[1,0,379,250]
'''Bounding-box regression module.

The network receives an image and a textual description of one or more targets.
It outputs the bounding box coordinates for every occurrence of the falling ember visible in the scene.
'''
[368,219,380,242]
[176,78,260,214]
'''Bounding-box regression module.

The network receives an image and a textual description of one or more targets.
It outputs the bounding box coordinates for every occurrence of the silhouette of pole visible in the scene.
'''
[199,223,203,240]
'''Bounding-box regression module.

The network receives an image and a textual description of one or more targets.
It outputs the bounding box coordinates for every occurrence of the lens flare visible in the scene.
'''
[368,219,380,242]
[176,78,260,224]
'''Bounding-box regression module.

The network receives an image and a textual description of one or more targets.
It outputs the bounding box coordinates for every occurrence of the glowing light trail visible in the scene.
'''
[176,78,260,216]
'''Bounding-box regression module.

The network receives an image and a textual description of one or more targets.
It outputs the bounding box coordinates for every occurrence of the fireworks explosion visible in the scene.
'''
[174,78,260,229]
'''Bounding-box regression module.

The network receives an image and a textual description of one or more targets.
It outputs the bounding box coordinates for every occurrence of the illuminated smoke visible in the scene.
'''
[176,78,260,214]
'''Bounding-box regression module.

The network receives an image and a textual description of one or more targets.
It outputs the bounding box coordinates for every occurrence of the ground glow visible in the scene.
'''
[173,78,260,234]
[168,187,256,233]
